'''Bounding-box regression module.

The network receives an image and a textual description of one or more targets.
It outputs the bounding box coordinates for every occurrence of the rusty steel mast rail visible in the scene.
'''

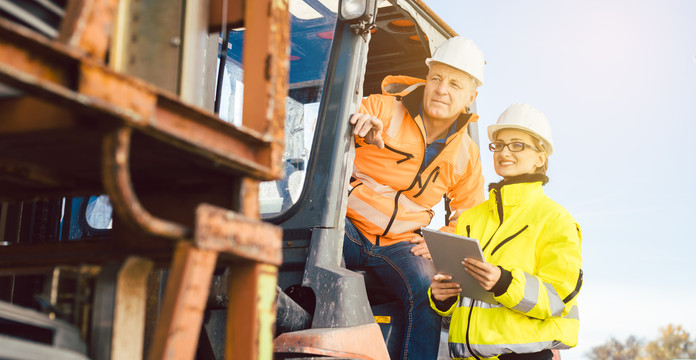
[0,18,282,186]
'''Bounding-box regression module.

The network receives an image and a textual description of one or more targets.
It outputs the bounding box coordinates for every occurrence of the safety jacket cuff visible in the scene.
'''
[428,287,458,315]
[492,266,513,297]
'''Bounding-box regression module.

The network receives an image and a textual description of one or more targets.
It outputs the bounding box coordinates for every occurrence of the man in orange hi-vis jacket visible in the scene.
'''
[343,36,486,360]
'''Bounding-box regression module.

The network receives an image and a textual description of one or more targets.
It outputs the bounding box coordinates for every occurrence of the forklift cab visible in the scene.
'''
[215,0,479,358]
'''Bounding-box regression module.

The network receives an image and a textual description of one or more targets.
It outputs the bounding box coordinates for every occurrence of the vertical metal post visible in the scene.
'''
[241,0,289,140]
[225,262,278,360]
[111,257,154,360]
[180,0,212,108]
[58,0,120,59]
[147,242,217,360]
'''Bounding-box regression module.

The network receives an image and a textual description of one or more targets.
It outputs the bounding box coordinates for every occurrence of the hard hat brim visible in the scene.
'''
[425,59,483,87]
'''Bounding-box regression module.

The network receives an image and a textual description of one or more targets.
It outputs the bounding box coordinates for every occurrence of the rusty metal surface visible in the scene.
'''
[59,0,119,59]
[240,177,260,218]
[0,19,78,89]
[194,203,282,266]
[78,61,157,120]
[147,241,218,360]
[242,0,290,177]
[273,323,390,360]
[0,17,280,184]
[1,2,290,359]
[208,0,244,32]
[225,262,278,360]
[102,127,190,240]
[241,0,289,177]
[69,0,119,60]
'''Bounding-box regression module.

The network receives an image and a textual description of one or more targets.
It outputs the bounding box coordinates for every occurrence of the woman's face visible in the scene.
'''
[492,129,547,178]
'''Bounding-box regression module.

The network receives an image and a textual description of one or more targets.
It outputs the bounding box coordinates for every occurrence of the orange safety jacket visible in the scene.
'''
[347,75,484,246]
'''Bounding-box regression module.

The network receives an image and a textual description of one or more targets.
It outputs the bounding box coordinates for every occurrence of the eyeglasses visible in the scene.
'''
[488,141,540,152]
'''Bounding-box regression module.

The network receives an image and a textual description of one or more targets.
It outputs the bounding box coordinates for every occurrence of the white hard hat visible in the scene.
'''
[488,103,554,155]
[425,36,485,86]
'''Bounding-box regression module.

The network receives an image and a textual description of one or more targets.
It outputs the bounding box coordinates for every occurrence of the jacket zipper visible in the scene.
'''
[381,154,426,236]
[382,174,421,236]
[490,225,529,256]
[465,298,481,360]
[482,188,504,252]
[412,167,440,198]
[382,116,458,235]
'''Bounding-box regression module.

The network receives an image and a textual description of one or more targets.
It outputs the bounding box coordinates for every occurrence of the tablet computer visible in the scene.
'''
[421,228,498,305]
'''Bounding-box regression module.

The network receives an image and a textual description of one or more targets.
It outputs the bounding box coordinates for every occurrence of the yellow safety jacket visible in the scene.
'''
[347,76,485,246]
[429,180,583,359]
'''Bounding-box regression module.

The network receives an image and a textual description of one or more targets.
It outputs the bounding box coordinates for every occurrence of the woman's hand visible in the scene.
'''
[463,258,501,291]
[409,234,431,260]
[350,113,385,149]
[430,273,461,302]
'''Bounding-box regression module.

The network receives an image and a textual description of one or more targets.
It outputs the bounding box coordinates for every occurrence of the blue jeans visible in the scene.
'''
[343,219,440,360]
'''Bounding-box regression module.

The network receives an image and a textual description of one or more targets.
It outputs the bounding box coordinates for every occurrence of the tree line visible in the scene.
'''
[588,324,696,360]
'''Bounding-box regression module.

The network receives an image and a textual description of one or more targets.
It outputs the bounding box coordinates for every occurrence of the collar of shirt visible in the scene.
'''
[420,103,458,171]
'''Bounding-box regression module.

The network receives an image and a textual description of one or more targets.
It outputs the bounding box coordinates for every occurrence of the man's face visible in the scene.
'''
[422,62,478,124]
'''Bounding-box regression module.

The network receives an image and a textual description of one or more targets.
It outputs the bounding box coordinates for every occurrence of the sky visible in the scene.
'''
[425,1,696,359]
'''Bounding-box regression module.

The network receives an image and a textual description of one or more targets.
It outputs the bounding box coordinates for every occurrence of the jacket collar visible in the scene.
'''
[488,176,547,207]
[488,174,549,192]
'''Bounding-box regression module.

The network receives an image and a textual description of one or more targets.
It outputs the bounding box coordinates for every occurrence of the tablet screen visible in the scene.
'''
[422,228,498,304]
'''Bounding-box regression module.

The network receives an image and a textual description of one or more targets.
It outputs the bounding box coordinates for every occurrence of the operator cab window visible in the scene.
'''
[217,0,338,217]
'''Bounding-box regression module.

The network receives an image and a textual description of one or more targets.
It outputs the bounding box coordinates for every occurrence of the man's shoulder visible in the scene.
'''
[362,93,397,116]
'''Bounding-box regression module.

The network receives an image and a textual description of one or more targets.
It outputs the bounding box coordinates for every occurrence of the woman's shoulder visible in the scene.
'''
[455,198,494,224]
[532,194,579,226]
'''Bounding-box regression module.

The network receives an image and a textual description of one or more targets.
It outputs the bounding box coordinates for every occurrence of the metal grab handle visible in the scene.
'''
[102,127,191,240]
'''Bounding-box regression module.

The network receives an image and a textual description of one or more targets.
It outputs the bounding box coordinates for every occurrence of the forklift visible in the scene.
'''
[0,0,483,359]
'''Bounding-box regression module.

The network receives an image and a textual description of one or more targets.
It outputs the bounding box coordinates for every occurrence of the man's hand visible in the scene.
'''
[350,113,385,149]
[430,273,461,302]
[409,234,431,260]
[463,258,501,291]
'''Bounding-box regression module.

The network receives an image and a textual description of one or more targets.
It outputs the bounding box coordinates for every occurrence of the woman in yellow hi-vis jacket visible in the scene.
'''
[429,103,583,360]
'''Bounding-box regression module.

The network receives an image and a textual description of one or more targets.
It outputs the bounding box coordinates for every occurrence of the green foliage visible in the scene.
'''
[587,324,696,360]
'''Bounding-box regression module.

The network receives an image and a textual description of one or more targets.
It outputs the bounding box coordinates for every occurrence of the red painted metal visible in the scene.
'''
[273,324,390,360]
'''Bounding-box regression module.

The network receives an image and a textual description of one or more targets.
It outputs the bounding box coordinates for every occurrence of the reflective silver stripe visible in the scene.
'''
[352,168,430,213]
[385,98,406,138]
[453,134,471,175]
[512,273,539,313]
[566,305,580,320]
[348,194,392,229]
[348,195,426,234]
[389,216,429,235]
[472,299,504,310]
[543,282,566,317]
[451,340,562,359]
